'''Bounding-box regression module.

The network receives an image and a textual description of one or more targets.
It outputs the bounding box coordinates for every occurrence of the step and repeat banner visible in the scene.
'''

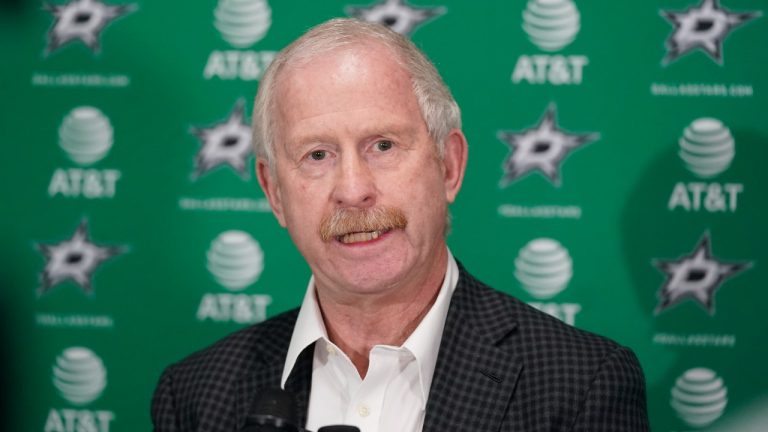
[1,0,766,430]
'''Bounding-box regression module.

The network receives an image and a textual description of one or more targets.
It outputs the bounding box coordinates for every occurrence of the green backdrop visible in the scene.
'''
[1,0,766,430]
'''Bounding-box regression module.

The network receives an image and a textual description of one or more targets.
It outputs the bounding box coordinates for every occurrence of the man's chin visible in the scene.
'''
[323,256,412,296]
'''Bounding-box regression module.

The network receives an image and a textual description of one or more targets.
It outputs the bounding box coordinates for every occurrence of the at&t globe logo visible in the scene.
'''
[671,367,728,428]
[207,230,264,290]
[48,106,122,199]
[668,117,743,212]
[52,347,107,405]
[197,230,272,324]
[522,0,580,51]
[514,238,581,325]
[204,0,276,80]
[679,117,734,178]
[59,107,113,165]
[45,347,115,432]
[214,0,271,48]
[515,238,572,299]
[513,0,587,85]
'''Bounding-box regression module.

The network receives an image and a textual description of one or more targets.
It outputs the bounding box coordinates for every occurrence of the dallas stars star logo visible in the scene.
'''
[346,0,445,36]
[653,232,752,315]
[190,99,253,179]
[43,0,137,55]
[35,220,126,297]
[497,104,599,187]
[661,0,761,65]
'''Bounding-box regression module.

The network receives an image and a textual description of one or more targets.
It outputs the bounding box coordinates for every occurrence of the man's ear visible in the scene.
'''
[441,129,468,204]
[256,158,287,227]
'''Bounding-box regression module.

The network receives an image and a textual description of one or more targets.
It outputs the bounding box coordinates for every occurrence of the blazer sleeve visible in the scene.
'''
[570,346,649,431]
[151,367,181,432]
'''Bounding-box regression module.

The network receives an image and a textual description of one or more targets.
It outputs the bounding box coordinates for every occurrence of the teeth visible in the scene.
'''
[339,230,382,244]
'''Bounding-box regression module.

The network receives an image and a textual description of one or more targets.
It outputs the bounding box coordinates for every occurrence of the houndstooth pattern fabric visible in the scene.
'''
[150,308,313,431]
[151,263,648,431]
[422,264,648,431]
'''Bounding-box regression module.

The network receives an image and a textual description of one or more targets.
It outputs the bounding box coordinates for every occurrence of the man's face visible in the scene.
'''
[257,43,466,301]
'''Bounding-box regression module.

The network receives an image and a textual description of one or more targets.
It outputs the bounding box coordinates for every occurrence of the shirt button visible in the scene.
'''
[357,404,370,417]
[326,344,336,355]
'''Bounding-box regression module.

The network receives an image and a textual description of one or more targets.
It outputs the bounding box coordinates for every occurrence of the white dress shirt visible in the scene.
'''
[281,250,460,432]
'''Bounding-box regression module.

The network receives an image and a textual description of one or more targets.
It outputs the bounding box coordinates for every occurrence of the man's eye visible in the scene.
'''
[375,140,393,152]
[309,150,327,161]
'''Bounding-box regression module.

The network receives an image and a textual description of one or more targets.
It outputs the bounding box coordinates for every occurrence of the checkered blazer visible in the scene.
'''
[152,264,649,431]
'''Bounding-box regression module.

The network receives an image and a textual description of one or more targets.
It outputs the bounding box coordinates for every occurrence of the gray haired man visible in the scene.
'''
[152,18,649,432]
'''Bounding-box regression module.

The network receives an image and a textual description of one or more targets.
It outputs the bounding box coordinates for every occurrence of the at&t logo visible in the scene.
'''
[214,0,271,47]
[515,238,581,325]
[48,107,122,199]
[668,117,743,213]
[204,0,276,81]
[45,347,115,432]
[52,347,107,405]
[512,0,588,85]
[522,0,579,51]
[671,367,728,428]
[207,230,264,290]
[679,117,734,177]
[197,230,272,324]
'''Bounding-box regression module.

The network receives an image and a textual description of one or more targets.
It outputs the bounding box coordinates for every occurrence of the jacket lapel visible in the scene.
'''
[231,265,522,432]
[283,344,315,427]
[233,311,315,430]
[423,267,523,432]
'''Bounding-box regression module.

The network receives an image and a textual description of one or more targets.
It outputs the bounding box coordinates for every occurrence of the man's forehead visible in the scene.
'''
[273,44,418,122]
[278,42,409,92]
[286,39,401,72]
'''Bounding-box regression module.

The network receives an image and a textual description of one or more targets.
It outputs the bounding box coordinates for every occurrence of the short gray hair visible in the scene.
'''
[252,18,461,169]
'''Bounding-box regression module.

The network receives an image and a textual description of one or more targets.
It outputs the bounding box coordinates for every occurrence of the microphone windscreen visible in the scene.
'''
[253,388,297,420]
[245,388,299,431]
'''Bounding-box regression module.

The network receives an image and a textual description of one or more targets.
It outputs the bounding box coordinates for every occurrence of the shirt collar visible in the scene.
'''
[281,249,460,402]
[402,249,459,403]
[281,275,327,388]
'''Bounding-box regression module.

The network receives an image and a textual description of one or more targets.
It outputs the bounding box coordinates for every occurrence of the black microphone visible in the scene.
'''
[317,427,360,432]
[243,388,300,432]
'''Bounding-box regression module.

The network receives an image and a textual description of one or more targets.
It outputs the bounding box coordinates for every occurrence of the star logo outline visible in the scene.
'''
[346,0,445,36]
[190,99,253,180]
[497,103,599,188]
[35,219,127,297]
[660,0,761,65]
[653,231,752,315]
[43,0,137,55]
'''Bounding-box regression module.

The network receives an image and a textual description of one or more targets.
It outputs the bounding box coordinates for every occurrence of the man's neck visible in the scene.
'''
[315,249,448,378]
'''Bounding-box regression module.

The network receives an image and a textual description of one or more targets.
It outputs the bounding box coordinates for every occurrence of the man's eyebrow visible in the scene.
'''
[288,123,419,147]
[370,124,419,139]
[287,133,335,148]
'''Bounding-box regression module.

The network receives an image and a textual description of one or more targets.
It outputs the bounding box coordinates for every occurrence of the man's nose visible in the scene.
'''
[331,152,377,208]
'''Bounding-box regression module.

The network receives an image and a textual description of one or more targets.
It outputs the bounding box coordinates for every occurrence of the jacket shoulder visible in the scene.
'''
[151,309,299,431]
[454,269,648,430]
[169,308,298,376]
[460,269,625,357]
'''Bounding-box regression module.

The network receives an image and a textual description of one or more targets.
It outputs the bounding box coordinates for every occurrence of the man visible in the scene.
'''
[152,18,648,431]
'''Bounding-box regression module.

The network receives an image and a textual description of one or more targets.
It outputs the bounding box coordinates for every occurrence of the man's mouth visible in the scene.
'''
[337,229,389,244]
